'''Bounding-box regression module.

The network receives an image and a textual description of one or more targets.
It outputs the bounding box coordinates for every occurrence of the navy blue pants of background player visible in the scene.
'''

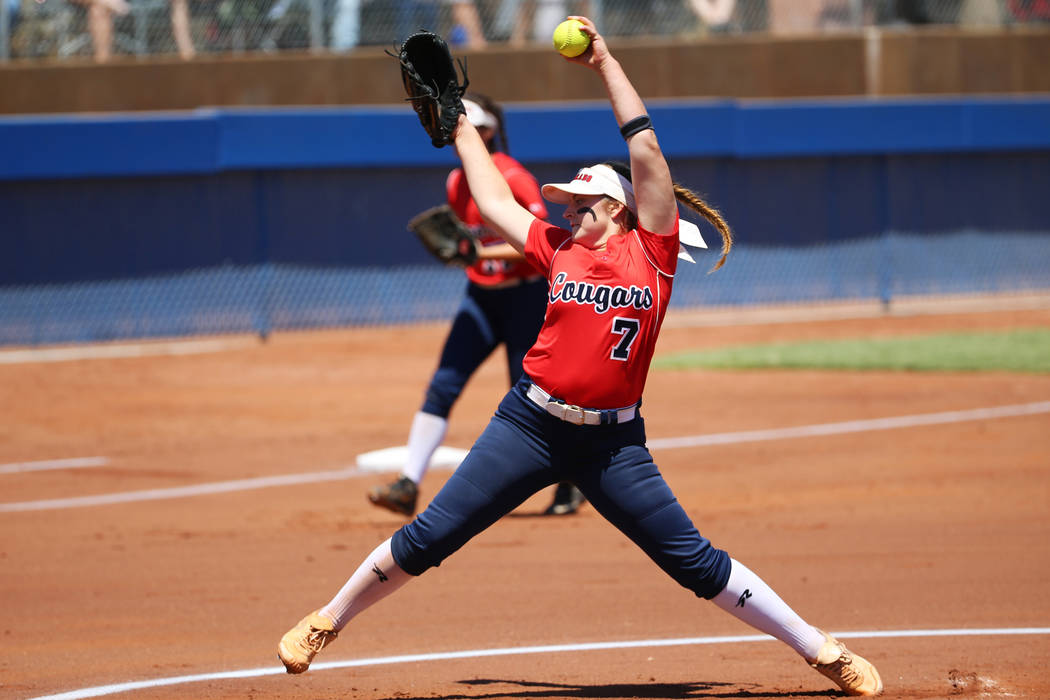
[422,278,549,419]
[393,376,733,599]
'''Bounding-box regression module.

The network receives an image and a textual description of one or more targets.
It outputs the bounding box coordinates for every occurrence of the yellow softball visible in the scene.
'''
[552,19,590,58]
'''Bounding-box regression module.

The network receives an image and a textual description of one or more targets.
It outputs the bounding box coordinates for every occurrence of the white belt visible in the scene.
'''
[525,383,637,426]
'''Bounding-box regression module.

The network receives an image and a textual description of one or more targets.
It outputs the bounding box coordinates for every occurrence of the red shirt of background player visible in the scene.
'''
[447,152,547,287]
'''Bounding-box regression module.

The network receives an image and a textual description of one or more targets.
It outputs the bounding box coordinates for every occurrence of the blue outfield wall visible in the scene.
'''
[1,97,1049,345]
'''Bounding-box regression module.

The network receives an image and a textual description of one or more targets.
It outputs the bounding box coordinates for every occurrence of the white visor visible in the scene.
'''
[463,99,497,130]
[542,164,707,263]
[542,164,636,212]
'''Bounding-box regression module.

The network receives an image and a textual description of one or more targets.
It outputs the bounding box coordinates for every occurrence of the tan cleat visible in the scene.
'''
[809,629,883,696]
[368,476,418,516]
[278,610,337,674]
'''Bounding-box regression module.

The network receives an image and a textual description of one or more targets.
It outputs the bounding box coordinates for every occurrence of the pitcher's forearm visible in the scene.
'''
[595,57,648,128]
[452,115,531,252]
[579,21,675,234]
[453,117,512,206]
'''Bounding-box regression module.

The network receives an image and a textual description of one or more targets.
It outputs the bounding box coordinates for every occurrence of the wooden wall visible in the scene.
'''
[876,28,1050,95]
[1,26,1047,114]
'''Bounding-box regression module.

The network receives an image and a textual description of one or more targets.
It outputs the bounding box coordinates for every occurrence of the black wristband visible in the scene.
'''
[620,115,653,140]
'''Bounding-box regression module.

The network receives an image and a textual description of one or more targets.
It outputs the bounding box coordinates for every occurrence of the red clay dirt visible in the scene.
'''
[2,303,1049,699]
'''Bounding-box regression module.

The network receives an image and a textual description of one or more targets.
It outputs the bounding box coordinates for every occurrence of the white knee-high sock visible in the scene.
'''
[319,538,412,631]
[401,411,448,484]
[711,558,826,662]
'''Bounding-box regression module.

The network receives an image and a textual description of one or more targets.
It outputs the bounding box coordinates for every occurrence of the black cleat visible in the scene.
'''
[544,482,585,516]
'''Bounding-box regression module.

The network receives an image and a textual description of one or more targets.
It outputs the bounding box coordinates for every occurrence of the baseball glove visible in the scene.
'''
[390,30,469,148]
[408,205,479,267]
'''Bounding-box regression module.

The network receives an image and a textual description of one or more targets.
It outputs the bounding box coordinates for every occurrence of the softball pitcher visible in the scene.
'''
[280,17,882,696]
[368,93,586,518]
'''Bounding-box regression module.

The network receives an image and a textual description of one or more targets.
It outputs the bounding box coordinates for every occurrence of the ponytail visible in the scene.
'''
[672,183,732,272]
[603,161,733,272]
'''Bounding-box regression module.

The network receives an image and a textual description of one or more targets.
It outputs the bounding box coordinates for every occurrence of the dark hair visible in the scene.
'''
[602,160,733,272]
[465,93,509,155]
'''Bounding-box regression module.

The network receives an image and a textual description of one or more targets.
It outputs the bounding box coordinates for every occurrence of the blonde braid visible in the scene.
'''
[673,182,733,272]
[602,161,733,271]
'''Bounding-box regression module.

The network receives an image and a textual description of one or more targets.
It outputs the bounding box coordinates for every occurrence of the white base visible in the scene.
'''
[355,445,470,474]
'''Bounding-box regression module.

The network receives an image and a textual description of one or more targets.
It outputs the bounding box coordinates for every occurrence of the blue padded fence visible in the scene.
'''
[0,264,467,345]
[3,231,1047,347]
[2,97,1049,346]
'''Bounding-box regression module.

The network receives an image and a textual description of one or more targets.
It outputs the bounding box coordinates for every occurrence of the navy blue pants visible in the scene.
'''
[422,279,549,418]
[392,377,732,600]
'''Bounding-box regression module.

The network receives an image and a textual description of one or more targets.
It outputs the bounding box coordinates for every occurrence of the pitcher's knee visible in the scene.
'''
[674,544,733,599]
[391,524,440,576]
[422,370,468,417]
[390,482,482,575]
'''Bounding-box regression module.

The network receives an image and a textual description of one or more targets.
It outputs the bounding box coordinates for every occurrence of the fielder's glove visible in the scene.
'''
[408,205,479,267]
[390,30,469,148]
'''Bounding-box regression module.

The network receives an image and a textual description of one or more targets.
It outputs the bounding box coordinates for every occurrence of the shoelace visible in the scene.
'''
[820,648,861,688]
[301,627,336,655]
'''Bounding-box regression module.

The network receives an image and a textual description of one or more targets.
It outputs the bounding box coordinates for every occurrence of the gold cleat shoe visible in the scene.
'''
[278,610,337,674]
[809,629,883,696]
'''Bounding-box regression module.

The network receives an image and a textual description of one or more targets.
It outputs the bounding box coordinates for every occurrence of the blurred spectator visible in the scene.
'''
[884,0,962,25]
[1007,0,1050,22]
[72,0,195,61]
[891,0,935,23]
[4,0,20,34]
[957,0,1003,25]
[267,0,357,50]
[449,0,485,47]
[2,0,20,59]
[265,0,321,48]
[72,0,130,62]
[767,0,873,33]
[390,0,485,47]
[686,0,735,31]
[817,0,867,29]
[328,0,360,50]
[327,0,485,50]
[171,0,195,57]
[501,0,599,45]
[767,0,823,32]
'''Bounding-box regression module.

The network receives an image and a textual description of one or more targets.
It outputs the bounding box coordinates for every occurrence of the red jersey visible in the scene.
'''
[522,218,680,409]
[447,152,547,286]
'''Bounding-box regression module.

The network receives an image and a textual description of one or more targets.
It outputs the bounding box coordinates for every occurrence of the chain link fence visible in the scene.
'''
[4,0,1049,62]
[3,231,1048,346]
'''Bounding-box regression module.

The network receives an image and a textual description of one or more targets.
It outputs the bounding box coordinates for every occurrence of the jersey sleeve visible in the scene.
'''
[504,165,548,220]
[445,168,471,220]
[524,219,571,277]
[636,215,681,277]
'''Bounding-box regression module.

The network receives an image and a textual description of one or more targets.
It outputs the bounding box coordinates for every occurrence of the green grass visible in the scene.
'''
[654,328,1050,373]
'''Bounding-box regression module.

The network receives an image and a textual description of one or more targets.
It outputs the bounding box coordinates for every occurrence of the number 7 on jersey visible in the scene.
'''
[610,317,640,361]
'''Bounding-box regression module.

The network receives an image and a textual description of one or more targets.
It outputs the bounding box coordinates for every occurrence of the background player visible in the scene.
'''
[281,17,882,696]
[367,93,586,518]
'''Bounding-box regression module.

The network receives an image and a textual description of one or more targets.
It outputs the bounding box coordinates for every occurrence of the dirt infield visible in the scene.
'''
[3,304,1050,699]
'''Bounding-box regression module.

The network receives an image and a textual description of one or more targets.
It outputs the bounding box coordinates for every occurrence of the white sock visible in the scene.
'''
[710,558,826,662]
[401,411,448,484]
[319,538,412,630]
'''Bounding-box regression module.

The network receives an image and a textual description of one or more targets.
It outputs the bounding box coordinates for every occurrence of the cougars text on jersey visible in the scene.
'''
[548,272,653,314]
